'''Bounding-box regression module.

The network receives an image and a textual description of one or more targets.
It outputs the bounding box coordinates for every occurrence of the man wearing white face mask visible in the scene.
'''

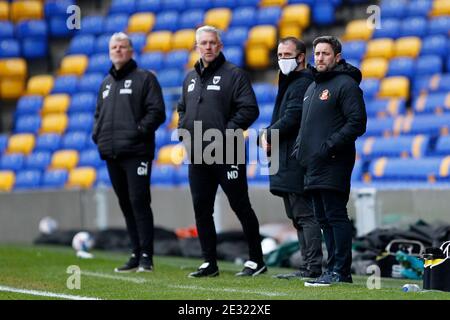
[260,37,323,280]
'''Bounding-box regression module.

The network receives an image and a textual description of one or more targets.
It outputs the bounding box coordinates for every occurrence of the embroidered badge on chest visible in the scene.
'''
[188,79,196,92]
[120,80,132,94]
[319,89,330,101]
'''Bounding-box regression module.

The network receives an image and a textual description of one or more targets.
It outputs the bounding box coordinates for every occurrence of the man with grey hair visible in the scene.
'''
[177,25,266,278]
[92,32,166,273]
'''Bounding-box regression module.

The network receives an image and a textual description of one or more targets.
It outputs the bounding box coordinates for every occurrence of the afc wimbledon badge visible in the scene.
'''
[213,76,221,85]
[319,89,330,101]
[124,80,132,88]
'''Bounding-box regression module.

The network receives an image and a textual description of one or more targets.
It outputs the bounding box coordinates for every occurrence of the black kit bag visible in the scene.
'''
[423,241,450,292]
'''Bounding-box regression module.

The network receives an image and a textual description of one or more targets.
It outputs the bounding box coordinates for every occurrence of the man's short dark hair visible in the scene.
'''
[312,36,342,55]
[279,37,306,55]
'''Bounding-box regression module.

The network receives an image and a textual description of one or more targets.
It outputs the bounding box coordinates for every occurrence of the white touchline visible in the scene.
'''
[0,285,101,300]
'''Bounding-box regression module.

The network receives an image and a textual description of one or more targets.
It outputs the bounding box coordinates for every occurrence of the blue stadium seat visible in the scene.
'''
[22,38,48,59]
[151,164,175,185]
[0,135,7,154]
[61,131,88,151]
[109,0,137,14]
[94,33,113,54]
[237,0,259,6]
[256,7,281,26]
[174,164,188,185]
[406,0,432,17]
[415,55,443,76]
[369,157,442,181]
[49,17,76,38]
[345,59,360,69]
[413,93,449,114]
[212,0,237,9]
[0,154,25,172]
[69,93,96,114]
[179,9,205,30]
[428,17,450,36]
[95,166,111,187]
[129,33,147,53]
[365,98,406,117]
[360,78,380,100]
[433,136,450,156]
[155,129,171,148]
[360,135,429,160]
[104,14,129,34]
[67,35,96,56]
[24,152,50,171]
[78,73,105,93]
[351,160,363,182]
[162,0,185,11]
[140,51,165,71]
[67,114,94,133]
[373,18,401,39]
[420,35,448,58]
[400,17,427,38]
[153,11,179,31]
[258,104,273,123]
[223,46,243,67]
[16,20,47,39]
[157,68,184,88]
[85,136,97,150]
[313,3,336,25]
[404,114,450,135]
[16,96,43,116]
[380,0,407,19]
[387,58,415,78]
[34,134,61,152]
[42,169,68,189]
[164,50,189,69]
[253,83,277,105]
[187,0,211,10]
[78,149,103,168]
[0,39,20,58]
[342,41,367,60]
[45,0,75,17]
[247,163,269,184]
[0,22,14,40]
[230,7,256,28]
[79,16,105,36]
[136,0,162,13]
[222,27,248,47]
[14,170,42,190]
[15,115,41,134]
[87,53,111,74]
[365,117,398,136]
[51,75,79,95]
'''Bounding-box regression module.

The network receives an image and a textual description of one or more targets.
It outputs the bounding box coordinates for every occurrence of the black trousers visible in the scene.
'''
[188,163,264,265]
[310,189,352,276]
[282,192,323,273]
[106,156,154,256]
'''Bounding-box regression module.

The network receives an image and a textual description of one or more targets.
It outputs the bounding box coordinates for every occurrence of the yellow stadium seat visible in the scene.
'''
[51,150,79,170]
[127,12,155,33]
[394,37,421,58]
[188,50,200,69]
[260,0,287,7]
[247,25,277,49]
[172,29,196,51]
[7,134,35,155]
[157,144,186,165]
[59,55,88,76]
[246,45,271,69]
[0,1,9,20]
[67,167,96,189]
[168,111,179,129]
[0,171,15,192]
[40,114,68,134]
[144,31,173,52]
[279,23,302,40]
[0,78,25,99]
[204,8,232,31]
[343,19,373,41]
[378,76,410,99]
[0,58,27,79]
[280,4,310,29]
[360,58,388,79]
[26,74,54,95]
[41,94,70,115]
[430,0,450,17]
[365,38,395,59]
[10,0,43,23]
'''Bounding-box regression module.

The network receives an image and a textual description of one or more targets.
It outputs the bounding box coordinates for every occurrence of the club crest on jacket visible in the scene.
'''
[319,89,330,101]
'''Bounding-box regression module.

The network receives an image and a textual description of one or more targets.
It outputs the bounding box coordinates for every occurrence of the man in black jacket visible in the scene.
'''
[177,25,266,278]
[92,32,166,273]
[294,36,367,286]
[261,37,323,280]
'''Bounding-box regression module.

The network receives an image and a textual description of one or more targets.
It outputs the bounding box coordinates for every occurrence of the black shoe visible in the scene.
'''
[114,254,139,273]
[235,261,267,277]
[188,262,219,278]
[304,271,353,287]
[273,270,322,280]
[137,253,153,273]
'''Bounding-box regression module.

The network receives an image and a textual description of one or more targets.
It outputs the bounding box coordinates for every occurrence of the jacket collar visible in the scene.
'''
[194,52,226,79]
[109,59,137,80]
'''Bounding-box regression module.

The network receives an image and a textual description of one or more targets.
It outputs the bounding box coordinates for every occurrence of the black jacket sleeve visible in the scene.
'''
[137,73,166,135]
[226,69,259,130]
[92,83,104,144]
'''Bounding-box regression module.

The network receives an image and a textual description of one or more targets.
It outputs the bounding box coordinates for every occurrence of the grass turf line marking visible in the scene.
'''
[0,285,101,300]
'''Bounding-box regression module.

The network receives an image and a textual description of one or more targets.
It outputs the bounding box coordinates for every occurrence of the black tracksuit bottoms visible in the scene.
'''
[106,156,154,257]
[188,163,264,266]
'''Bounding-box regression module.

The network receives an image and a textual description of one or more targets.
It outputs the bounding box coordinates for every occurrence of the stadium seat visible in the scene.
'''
[387,57,415,78]
[67,35,96,56]
[247,25,277,49]
[415,55,443,76]
[151,164,176,185]
[430,0,450,17]
[342,41,366,60]
[400,17,427,38]
[144,31,173,52]
[26,75,53,96]
[59,55,88,76]
[253,83,277,105]
[67,113,94,133]
[42,169,69,189]
[0,39,20,58]
[0,58,26,79]
[369,157,442,182]
[361,58,388,79]
[433,136,450,156]
[212,0,238,9]
[204,8,232,31]
[179,9,205,30]
[222,27,248,47]
[361,135,429,159]
[128,12,155,33]
[136,0,162,13]
[256,6,281,26]
[78,149,102,168]
[0,2,9,21]
[50,150,79,170]
[95,165,111,187]
[246,45,271,69]
[366,98,406,118]
[174,164,188,185]
[104,14,129,34]
[0,170,15,192]
[413,93,450,114]
[230,7,256,28]
[420,35,448,58]
[24,151,52,170]
[140,51,165,71]
[0,79,25,99]
[378,76,409,99]
[0,21,14,40]
[41,94,70,115]
[157,144,185,165]
[365,38,395,59]
[153,11,179,32]
[164,50,189,69]
[172,29,196,51]
[157,68,183,87]
[238,0,259,6]
[380,0,407,19]
[7,133,35,155]
[87,53,111,74]
[51,75,79,95]
[14,170,41,190]
[93,33,112,54]
[186,0,211,10]
[0,153,24,172]
[78,73,104,93]
[15,115,41,134]
[365,116,402,136]
[373,18,401,39]
[223,46,243,67]
[0,134,7,154]
[129,33,147,53]
[69,93,96,114]
[394,37,422,58]
[343,19,373,41]
[16,20,47,39]
[109,0,137,14]
[406,0,432,17]
[79,16,105,36]
[279,23,302,39]
[45,0,75,18]
[34,134,61,152]
[61,131,88,151]
[187,50,200,69]
[49,16,76,38]
[163,0,185,10]
[10,1,43,23]
[21,38,48,59]
[40,114,68,134]
[67,167,96,189]
[401,114,450,136]
[313,2,336,25]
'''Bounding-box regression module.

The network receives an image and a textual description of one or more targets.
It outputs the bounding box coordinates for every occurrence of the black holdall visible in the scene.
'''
[423,240,450,292]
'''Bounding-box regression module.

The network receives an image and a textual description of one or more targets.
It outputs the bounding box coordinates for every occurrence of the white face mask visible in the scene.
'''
[278,58,298,75]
